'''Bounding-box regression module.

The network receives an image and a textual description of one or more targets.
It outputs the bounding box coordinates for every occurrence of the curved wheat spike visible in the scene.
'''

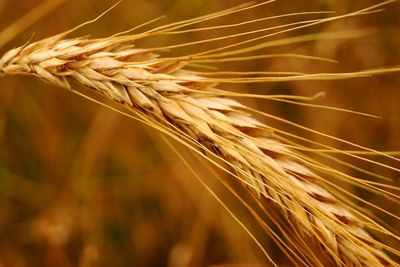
[1,2,399,266]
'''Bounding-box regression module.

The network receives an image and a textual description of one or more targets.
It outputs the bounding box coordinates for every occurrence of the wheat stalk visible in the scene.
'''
[1,2,399,266]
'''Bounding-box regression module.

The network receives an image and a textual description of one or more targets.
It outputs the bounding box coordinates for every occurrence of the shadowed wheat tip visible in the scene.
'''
[1,1,399,266]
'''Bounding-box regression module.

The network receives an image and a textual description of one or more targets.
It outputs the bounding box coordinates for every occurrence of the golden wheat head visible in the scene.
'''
[1,1,399,266]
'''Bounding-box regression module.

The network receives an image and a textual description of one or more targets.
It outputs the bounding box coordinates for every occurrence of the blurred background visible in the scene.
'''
[0,0,399,266]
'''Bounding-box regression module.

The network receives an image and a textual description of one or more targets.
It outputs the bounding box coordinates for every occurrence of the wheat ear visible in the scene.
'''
[1,5,399,267]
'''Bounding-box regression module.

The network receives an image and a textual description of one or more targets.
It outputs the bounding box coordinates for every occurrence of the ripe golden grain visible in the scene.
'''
[1,1,399,266]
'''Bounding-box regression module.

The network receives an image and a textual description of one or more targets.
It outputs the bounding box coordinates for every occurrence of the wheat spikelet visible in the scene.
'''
[1,2,399,266]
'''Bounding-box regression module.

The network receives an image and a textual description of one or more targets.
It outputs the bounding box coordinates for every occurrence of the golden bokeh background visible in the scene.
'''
[0,1,399,266]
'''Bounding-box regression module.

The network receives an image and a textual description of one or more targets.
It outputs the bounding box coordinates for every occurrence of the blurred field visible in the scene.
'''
[0,0,399,266]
